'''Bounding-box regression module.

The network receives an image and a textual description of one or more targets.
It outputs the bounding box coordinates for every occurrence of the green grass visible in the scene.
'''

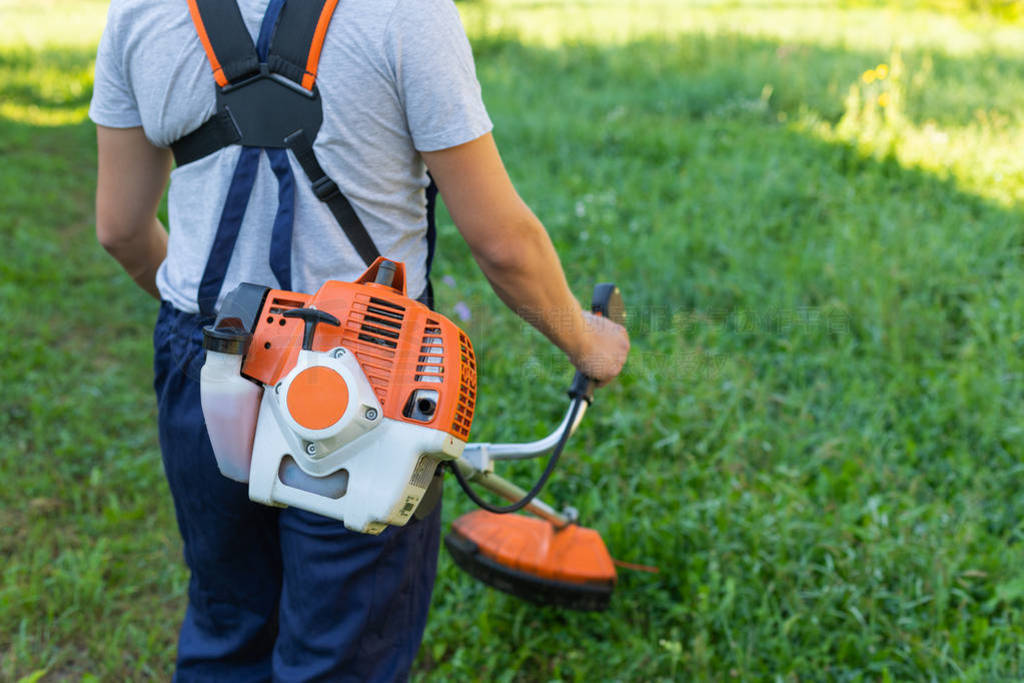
[3,1,1024,680]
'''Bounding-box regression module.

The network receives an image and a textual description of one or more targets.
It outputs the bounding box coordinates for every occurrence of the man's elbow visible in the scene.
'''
[473,238,526,274]
[95,212,138,254]
[468,215,544,274]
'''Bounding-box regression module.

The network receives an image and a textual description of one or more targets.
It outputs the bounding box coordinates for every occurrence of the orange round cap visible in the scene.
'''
[287,366,350,430]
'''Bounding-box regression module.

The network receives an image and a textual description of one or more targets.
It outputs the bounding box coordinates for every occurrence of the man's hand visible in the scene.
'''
[95,125,172,299]
[422,133,630,386]
[574,311,630,387]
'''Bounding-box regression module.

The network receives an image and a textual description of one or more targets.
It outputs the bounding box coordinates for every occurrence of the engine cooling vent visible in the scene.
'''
[358,297,405,349]
[417,320,445,383]
[451,330,476,439]
[343,296,406,405]
[268,296,306,314]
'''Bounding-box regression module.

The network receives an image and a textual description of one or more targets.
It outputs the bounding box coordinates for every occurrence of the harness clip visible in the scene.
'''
[312,176,342,202]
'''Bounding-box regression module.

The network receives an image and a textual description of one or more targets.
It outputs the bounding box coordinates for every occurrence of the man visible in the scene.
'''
[91,0,629,679]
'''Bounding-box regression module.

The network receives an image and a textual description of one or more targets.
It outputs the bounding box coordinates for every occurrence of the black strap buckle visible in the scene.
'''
[311,175,341,201]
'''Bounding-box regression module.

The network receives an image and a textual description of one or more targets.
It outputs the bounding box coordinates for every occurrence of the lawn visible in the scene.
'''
[2,0,1023,680]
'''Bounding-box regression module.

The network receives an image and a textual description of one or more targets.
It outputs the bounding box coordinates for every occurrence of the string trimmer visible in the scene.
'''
[199,257,624,610]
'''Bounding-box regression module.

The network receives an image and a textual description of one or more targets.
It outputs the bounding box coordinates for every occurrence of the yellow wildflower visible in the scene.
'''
[875,64,889,79]
[878,92,891,107]
[862,69,877,84]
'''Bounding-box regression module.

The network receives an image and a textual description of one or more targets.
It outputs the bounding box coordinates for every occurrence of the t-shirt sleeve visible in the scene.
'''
[89,2,143,128]
[384,0,493,152]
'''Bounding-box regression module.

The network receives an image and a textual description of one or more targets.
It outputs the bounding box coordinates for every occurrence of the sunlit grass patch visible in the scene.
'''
[459,2,1024,213]
[0,0,109,48]
[798,48,1024,206]
[0,44,96,127]
[0,102,89,127]
[459,0,1024,55]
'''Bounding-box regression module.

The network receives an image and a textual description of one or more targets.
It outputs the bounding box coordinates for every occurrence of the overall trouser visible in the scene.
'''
[154,297,441,682]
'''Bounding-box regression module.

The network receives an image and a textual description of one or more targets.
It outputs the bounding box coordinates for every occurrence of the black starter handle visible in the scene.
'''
[283,308,342,351]
[568,283,626,403]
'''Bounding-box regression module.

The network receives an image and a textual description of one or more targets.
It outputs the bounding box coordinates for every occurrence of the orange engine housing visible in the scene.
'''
[241,259,476,442]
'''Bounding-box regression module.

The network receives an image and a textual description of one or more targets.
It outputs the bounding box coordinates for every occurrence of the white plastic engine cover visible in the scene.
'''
[248,349,466,533]
[275,348,381,451]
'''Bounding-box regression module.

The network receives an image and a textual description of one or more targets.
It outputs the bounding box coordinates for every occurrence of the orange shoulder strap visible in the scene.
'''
[184,0,338,91]
[185,0,267,89]
[262,0,340,91]
[186,0,230,87]
[301,0,339,90]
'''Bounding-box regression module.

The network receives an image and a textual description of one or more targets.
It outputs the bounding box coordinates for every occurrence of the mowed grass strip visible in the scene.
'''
[2,1,1023,680]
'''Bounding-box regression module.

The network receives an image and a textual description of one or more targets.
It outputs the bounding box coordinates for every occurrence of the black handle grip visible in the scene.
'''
[590,283,625,324]
[283,308,342,351]
[568,283,625,403]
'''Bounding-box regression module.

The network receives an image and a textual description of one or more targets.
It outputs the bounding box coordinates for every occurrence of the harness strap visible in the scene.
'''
[187,0,259,87]
[197,3,296,317]
[198,146,262,317]
[172,110,240,167]
[285,129,381,266]
[186,0,443,314]
[268,0,338,89]
[260,1,297,295]
[425,175,438,276]
[267,148,296,291]
[256,0,288,60]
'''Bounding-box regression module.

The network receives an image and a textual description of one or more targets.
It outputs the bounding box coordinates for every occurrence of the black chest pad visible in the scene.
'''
[218,74,323,148]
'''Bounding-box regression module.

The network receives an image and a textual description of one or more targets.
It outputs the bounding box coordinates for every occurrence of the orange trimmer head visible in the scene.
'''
[445,510,617,611]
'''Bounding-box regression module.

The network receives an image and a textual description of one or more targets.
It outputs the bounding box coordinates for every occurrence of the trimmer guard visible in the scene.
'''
[445,510,617,611]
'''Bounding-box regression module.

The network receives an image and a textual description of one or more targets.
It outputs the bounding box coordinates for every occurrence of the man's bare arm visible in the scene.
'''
[95,125,172,300]
[422,133,629,385]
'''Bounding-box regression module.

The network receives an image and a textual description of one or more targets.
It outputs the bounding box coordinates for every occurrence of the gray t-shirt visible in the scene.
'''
[90,0,492,312]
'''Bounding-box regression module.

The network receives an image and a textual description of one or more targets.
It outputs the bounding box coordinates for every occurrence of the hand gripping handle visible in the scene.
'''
[568,283,626,403]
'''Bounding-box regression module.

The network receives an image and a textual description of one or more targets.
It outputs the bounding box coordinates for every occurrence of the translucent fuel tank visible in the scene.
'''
[200,350,262,482]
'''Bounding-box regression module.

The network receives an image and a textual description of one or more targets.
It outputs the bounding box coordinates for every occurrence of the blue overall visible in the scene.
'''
[153,3,440,680]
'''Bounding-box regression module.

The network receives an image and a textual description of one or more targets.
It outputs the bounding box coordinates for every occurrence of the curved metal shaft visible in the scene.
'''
[451,398,590,529]
[463,399,589,462]
[450,458,572,529]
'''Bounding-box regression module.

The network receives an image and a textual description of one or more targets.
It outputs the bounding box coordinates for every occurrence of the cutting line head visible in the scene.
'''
[445,509,617,611]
